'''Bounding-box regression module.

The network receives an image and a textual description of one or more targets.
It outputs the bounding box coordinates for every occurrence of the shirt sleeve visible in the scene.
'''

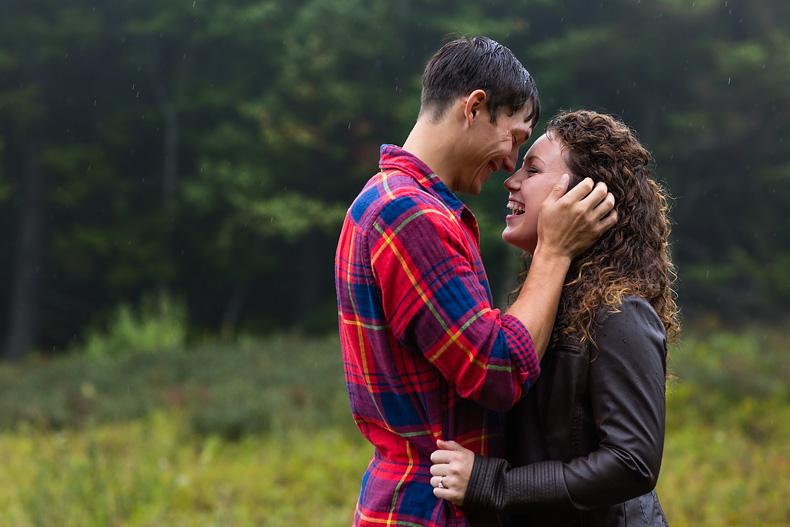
[369,195,539,412]
[464,297,667,512]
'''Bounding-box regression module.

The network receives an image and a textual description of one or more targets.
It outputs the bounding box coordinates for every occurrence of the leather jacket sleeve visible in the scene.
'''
[464,298,668,513]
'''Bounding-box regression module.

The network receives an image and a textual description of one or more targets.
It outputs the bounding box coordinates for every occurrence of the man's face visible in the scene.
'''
[457,103,535,195]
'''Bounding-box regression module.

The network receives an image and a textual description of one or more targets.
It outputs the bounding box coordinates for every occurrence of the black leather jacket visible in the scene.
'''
[464,297,669,527]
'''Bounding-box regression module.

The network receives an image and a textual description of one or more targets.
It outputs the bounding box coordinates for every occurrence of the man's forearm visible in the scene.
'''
[503,247,571,360]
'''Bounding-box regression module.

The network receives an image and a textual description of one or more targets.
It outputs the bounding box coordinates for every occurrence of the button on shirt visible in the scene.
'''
[335,145,540,526]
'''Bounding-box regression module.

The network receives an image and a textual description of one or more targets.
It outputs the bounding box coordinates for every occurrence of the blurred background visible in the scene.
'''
[0,0,788,525]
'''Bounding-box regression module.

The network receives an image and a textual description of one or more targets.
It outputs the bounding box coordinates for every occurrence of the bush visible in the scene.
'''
[0,334,353,438]
[80,291,187,358]
[1,329,788,525]
[657,327,790,525]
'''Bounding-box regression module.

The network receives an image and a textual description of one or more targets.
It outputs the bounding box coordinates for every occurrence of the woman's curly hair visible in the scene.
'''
[511,110,681,346]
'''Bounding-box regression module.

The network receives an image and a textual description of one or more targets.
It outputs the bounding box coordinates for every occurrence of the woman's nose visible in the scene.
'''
[504,173,520,191]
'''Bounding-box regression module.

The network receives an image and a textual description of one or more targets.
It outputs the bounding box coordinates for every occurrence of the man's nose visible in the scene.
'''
[503,148,518,173]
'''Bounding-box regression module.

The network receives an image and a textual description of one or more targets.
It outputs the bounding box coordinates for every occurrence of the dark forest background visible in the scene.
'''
[1,0,788,359]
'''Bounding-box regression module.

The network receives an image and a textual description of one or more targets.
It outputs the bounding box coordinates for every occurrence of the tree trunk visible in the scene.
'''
[3,131,45,359]
[220,278,250,341]
[147,48,182,296]
[161,101,179,220]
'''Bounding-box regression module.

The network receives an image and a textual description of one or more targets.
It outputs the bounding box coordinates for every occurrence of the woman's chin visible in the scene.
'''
[502,230,535,254]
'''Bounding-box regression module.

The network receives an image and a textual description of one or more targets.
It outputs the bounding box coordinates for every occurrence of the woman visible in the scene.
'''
[430,110,680,526]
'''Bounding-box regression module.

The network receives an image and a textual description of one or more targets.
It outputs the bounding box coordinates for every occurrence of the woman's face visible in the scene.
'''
[502,133,571,254]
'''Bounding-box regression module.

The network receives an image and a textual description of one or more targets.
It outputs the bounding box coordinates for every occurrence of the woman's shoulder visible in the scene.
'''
[596,296,663,333]
[593,296,668,366]
[552,297,666,361]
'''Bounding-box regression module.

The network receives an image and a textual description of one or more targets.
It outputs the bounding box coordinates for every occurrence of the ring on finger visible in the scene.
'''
[438,475,445,489]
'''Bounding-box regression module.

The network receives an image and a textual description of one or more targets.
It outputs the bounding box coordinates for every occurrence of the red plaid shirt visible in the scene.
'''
[335,145,540,526]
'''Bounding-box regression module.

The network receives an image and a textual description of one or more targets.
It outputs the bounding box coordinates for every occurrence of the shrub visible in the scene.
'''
[81,291,187,358]
[0,334,353,438]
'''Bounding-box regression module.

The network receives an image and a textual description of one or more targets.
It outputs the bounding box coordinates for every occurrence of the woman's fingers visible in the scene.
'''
[430,440,464,465]
[430,440,474,506]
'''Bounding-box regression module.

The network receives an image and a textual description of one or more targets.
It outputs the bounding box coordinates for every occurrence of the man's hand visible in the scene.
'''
[537,175,617,260]
[430,440,475,506]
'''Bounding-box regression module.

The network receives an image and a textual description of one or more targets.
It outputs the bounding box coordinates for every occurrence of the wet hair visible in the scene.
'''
[511,110,680,346]
[420,36,540,127]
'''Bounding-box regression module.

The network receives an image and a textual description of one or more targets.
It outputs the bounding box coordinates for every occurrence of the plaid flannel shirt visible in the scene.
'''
[335,145,540,527]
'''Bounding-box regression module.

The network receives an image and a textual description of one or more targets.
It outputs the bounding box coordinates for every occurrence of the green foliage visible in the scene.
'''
[657,326,790,525]
[81,292,187,358]
[666,327,790,439]
[0,334,352,435]
[1,0,789,350]
[0,415,371,527]
[0,330,788,525]
[0,333,369,525]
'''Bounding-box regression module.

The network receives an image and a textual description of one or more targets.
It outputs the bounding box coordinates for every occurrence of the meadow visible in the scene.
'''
[0,330,788,526]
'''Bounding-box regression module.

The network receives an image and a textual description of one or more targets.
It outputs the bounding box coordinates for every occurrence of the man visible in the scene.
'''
[335,36,616,527]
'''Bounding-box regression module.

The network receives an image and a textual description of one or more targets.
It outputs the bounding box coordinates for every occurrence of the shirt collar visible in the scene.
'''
[379,144,467,215]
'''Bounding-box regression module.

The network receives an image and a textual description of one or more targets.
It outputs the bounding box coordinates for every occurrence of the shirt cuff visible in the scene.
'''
[500,314,540,389]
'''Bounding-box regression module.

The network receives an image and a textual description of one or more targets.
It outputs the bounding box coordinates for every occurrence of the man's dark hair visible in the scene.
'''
[420,36,540,126]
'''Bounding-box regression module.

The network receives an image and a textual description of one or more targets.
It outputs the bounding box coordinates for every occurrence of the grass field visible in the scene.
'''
[0,330,788,526]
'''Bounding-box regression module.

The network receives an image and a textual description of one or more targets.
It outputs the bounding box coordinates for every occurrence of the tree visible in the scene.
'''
[0,1,107,357]
[1,0,789,356]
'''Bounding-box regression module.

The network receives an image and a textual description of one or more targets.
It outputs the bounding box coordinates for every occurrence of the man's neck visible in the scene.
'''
[402,118,459,193]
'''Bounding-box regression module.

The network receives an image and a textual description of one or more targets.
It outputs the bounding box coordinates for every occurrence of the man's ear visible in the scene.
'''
[463,89,487,126]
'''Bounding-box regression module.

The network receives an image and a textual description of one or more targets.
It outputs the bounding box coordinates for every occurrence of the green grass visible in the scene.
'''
[658,328,790,526]
[0,329,788,525]
[0,414,372,526]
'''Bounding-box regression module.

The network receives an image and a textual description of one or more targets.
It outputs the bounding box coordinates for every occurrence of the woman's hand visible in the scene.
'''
[429,439,475,506]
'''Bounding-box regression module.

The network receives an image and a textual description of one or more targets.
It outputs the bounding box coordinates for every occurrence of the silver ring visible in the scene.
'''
[438,476,445,489]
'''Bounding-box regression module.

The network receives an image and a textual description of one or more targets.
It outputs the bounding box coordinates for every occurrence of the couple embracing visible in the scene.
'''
[335,36,679,527]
